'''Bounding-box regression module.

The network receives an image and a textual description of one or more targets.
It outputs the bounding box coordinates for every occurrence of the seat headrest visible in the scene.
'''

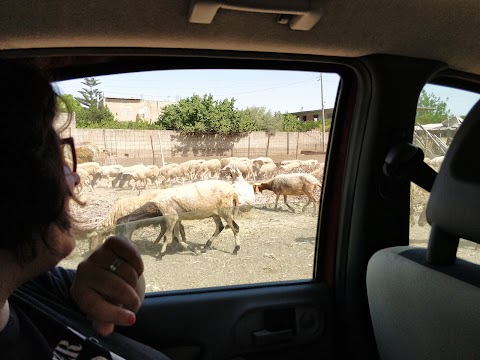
[427,99,480,245]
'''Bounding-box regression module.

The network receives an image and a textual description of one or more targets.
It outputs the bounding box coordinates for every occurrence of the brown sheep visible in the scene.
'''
[255,173,321,212]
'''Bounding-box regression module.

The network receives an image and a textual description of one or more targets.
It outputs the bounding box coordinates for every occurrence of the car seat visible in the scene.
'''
[366,98,480,359]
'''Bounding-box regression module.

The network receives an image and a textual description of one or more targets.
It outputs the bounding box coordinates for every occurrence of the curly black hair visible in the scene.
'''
[0,59,80,263]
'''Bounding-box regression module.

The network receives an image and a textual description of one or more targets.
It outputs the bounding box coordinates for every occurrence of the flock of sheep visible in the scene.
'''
[72,156,324,260]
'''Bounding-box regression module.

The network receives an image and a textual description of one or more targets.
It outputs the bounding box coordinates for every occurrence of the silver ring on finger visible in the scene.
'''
[109,257,123,273]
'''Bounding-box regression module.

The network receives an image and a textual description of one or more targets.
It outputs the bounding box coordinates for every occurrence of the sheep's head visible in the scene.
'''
[253,183,263,193]
[230,165,243,180]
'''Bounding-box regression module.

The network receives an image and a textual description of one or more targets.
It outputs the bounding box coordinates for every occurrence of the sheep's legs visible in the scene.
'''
[273,194,294,212]
[205,211,240,255]
[281,194,295,212]
[172,221,192,253]
[203,215,225,252]
[155,220,193,260]
[302,193,317,212]
[274,194,281,210]
[224,216,240,255]
[154,220,186,244]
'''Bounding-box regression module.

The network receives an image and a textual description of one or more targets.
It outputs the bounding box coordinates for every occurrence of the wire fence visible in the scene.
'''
[64,128,329,166]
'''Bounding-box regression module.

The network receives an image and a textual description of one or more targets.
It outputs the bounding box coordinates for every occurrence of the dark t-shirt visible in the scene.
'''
[0,267,171,360]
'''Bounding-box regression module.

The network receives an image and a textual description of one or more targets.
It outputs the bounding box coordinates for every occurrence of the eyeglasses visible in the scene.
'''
[60,137,77,173]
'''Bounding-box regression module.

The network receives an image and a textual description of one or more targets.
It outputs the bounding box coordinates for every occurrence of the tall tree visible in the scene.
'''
[416,89,452,124]
[75,78,102,109]
[157,94,255,134]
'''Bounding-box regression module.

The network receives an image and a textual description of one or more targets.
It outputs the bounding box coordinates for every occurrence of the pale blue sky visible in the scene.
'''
[56,70,479,116]
[56,70,339,113]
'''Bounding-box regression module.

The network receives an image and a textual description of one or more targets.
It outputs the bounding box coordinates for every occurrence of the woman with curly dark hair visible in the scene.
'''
[0,59,170,359]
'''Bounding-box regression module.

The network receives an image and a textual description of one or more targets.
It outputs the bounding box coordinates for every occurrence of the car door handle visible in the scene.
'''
[252,328,294,345]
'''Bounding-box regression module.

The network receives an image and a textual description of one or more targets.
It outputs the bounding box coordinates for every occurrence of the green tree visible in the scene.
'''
[416,89,452,124]
[157,94,255,134]
[282,112,301,131]
[76,106,115,128]
[242,106,283,133]
[57,94,83,114]
[75,77,103,109]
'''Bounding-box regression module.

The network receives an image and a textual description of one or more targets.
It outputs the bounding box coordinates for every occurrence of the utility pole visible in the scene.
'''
[320,73,326,152]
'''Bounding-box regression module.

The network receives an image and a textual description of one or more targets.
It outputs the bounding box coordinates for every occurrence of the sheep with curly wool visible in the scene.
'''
[82,189,176,250]
[255,173,321,213]
[116,179,240,260]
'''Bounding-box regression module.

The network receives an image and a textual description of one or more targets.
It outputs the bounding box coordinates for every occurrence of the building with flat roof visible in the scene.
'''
[290,108,334,122]
[103,97,176,123]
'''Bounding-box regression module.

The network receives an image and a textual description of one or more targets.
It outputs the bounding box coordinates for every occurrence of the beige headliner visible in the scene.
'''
[1,0,479,75]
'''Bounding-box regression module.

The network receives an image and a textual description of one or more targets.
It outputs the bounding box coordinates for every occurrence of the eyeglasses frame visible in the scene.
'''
[60,137,77,173]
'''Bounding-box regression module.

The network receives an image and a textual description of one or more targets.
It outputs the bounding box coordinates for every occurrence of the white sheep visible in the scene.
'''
[251,157,274,177]
[118,166,155,191]
[74,167,93,195]
[111,164,148,188]
[170,159,204,182]
[255,173,322,212]
[221,158,255,182]
[196,159,222,180]
[188,159,206,179]
[425,155,445,171]
[116,179,240,260]
[145,164,161,187]
[252,156,274,164]
[159,163,177,177]
[229,166,256,213]
[165,163,189,184]
[91,164,125,187]
[300,159,319,168]
[309,162,325,181]
[280,160,300,165]
[279,161,303,173]
[257,162,278,180]
[220,157,239,168]
[77,161,101,176]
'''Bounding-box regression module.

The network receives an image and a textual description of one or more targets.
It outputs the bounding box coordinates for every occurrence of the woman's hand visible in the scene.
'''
[70,235,145,337]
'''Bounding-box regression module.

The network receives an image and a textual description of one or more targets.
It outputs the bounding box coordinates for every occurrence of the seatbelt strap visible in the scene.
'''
[383,142,437,192]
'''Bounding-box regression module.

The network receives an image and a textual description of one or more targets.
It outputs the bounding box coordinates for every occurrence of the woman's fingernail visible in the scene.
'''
[128,313,136,325]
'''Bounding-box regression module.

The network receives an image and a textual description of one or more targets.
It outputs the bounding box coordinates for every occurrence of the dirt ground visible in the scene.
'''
[60,181,320,293]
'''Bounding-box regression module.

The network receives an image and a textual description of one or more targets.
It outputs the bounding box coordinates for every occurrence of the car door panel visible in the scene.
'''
[122,282,332,360]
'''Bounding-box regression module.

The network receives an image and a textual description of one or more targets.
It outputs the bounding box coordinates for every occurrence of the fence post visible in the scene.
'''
[266,133,271,157]
[287,132,290,154]
[150,135,155,165]
[295,131,300,159]
[157,133,165,167]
